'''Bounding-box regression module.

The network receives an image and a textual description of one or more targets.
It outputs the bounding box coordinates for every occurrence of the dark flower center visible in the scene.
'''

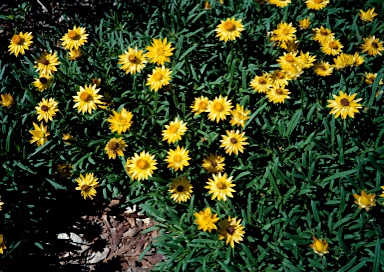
[107,141,120,151]
[12,35,23,44]
[68,30,78,40]
[39,58,49,65]
[176,185,184,192]
[230,137,238,144]
[40,77,48,84]
[340,98,350,106]
[319,65,326,71]
[226,225,235,235]
[128,55,137,63]
[372,42,378,48]
[210,160,218,167]
[275,88,284,95]
[41,105,49,112]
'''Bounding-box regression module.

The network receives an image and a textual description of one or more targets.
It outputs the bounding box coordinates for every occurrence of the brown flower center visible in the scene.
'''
[39,58,49,66]
[68,30,78,40]
[216,181,226,189]
[276,72,285,79]
[223,21,236,31]
[107,141,120,151]
[230,137,238,144]
[128,54,137,63]
[80,92,91,102]
[210,160,218,167]
[153,72,163,81]
[41,105,49,112]
[313,0,322,3]
[168,125,178,134]
[12,35,23,44]
[340,98,350,106]
[258,78,266,84]
[137,159,149,169]
[81,185,89,191]
[226,225,235,235]
[213,103,224,111]
[285,55,295,62]
[329,41,338,49]
[275,88,284,95]
[176,185,184,192]
[39,77,48,84]
[319,65,326,71]
[372,42,378,48]
[320,29,329,36]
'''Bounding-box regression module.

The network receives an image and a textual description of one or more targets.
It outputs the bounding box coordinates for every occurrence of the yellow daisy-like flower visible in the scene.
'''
[297,51,316,69]
[220,130,248,155]
[321,39,343,56]
[126,151,158,181]
[168,176,193,203]
[313,61,333,76]
[162,117,188,144]
[277,51,298,71]
[327,91,362,119]
[312,26,334,43]
[0,234,6,254]
[34,50,60,76]
[352,52,364,66]
[353,190,376,212]
[205,172,236,201]
[105,137,127,160]
[68,49,82,60]
[360,36,384,56]
[215,17,244,42]
[218,216,245,248]
[299,17,311,30]
[35,97,59,122]
[106,108,133,134]
[332,53,354,70]
[364,72,383,85]
[146,66,172,92]
[309,236,329,256]
[266,85,290,104]
[8,32,33,57]
[75,173,99,200]
[56,163,73,179]
[206,95,233,123]
[272,22,296,43]
[60,26,88,50]
[229,104,250,127]
[269,70,291,87]
[73,84,104,114]
[190,96,209,115]
[202,153,225,173]
[305,0,329,10]
[0,93,13,108]
[279,39,299,52]
[29,122,50,146]
[268,0,291,7]
[194,207,220,232]
[250,73,273,93]
[165,146,191,171]
[359,8,378,23]
[33,75,53,92]
[146,38,174,66]
[118,46,147,75]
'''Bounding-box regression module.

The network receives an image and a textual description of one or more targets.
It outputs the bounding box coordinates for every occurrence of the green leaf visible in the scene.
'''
[372,238,381,272]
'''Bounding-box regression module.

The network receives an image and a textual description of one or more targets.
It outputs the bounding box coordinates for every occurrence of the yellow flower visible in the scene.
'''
[118,46,147,74]
[359,8,377,23]
[75,173,99,200]
[299,17,311,30]
[35,98,59,122]
[56,163,73,178]
[106,108,133,134]
[220,130,248,155]
[105,137,127,159]
[360,36,384,56]
[162,117,188,144]
[202,153,225,173]
[146,66,172,92]
[146,38,174,66]
[354,190,376,212]
[279,40,299,52]
[0,93,13,108]
[8,32,33,57]
[194,207,220,232]
[309,236,329,256]
[250,73,273,93]
[215,17,244,42]
[34,50,60,76]
[68,49,82,60]
[29,122,50,146]
[305,0,329,10]
[312,26,334,43]
[0,234,6,254]
[352,52,364,66]
[168,176,193,203]
[229,104,250,127]
[321,39,343,56]
[297,51,316,69]
[332,53,354,70]
[165,146,191,171]
[269,70,291,87]
[125,151,158,181]
[327,91,362,119]
[60,26,88,50]
[218,216,245,248]
[266,85,290,104]
[33,75,53,92]
[190,96,209,115]
[268,0,291,8]
[277,51,298,71]
[272,22,296,43]
[73,84,104,114]
[62,133,74,145]
[205,172,236,201]
[364,72,383,85]
[206,95,233,123]
[313,61,333,76]
[204,1,211,9]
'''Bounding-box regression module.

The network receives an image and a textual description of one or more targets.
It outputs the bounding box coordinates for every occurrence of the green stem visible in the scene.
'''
[296,80,305,114]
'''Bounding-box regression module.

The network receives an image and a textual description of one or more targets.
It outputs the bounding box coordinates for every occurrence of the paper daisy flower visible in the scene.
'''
[215,17,244,42]
[202,154,225,173]
[360,36,384,56]
[29,122,50,146]
[206,95,233,123]
[168,176,193,203]
[327,91,362,119]
[313,61,333,76]
[73,84,104,114]
[190,96,209,115]
[165,146,191,172]
[279,40,299,52]
[33,75,53,92]
[146,38,174,66]
[220,130,248,155]
[299,18,311,30]
[162,117,188,144]
[194,207,220,232]
[35,97,59,122]
[352,52,364,66]
[8,32,33,57]
[105,137,127,159]
[353,190,376,212]
[125,151,158,181]
[34,50,60,76]
[0,234,6,254]
[68,49,82,60]
[218,216,245,248]
[272,22,296,43]
[270,70,291,87]
[56,163,73,179]
[146,66,172,92]
[332,53,354,70]
[305,0,329,10]
[321,39,343,56]
[297,51,316,69]
[250,73,273,93]
[229,104,250,127]
[106,108,133,134]
[266,85,290,104]
[309,236,329,256]
[277,51,298,71]
[0,93,13,108]
[60,26,88,50]
[75,173,99,200]
[268,0,291,8]
[364,72,383,85]
[312,26,334,43]
[359,8,377,23]
[118,46,147,74]
[205,173,236,201]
